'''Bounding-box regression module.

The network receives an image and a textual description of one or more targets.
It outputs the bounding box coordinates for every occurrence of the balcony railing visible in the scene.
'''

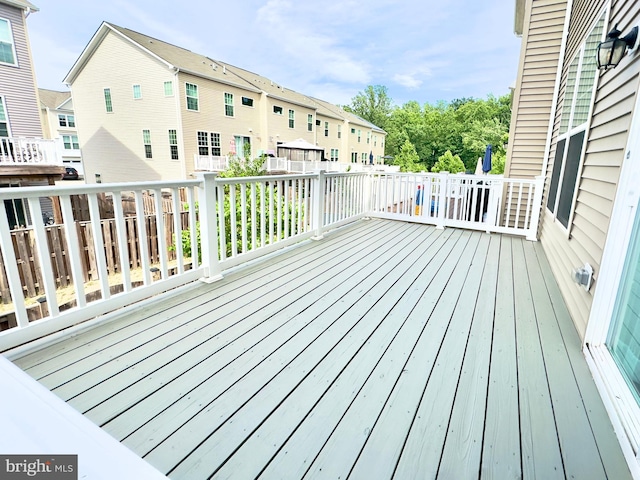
[0,171,543,351]
[263,157,401,174]
[0,137,61,165]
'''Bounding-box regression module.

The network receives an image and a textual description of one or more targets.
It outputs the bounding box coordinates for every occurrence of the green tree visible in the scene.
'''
[431,150,466,174]
[343,85,393,131]
[394,139,421,172]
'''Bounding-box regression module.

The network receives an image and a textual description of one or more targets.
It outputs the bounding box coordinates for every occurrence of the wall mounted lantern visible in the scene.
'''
[597,25,638,70]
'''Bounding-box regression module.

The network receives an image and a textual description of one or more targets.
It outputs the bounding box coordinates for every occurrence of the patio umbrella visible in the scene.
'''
[369,151,374,164]
[475,157,483,175]
[482,144,493,174]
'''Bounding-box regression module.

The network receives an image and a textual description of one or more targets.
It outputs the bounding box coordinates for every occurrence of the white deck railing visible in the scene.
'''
[194,155,229,171]
[369,172,544,240]
[0,171,542,350]
[0,137,61,165]
[264,157,400,174]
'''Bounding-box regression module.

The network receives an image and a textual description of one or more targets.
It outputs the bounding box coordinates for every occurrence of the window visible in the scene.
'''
[142,129,152,159]
[164,81,174,97]
[197,131,221,156]
[197,131,209,155]
[324,122,329,137]
[338,125,341,139]
[211,133,221,156]
[186,83,198,111]
[104,88,113,113]
[308,114,313,132]
[351,152,357,163]
[273,105,283,115]
[316,119,321,126]
[0,97,8,136]
[374,135,377,147]
[133,84,142,99]
[62,135,79,150]
[547,13,605,228]
[361,152,367,163]
[58,114,75,127]
[241,96,254,107]
[351,128,356,134]
[367,132,370,144]
[357,129,361,143]
[289,109,294,128]
[330,149,339,161]
[225,93,234,116]
[168,130,178,160]
[0,18,16,65]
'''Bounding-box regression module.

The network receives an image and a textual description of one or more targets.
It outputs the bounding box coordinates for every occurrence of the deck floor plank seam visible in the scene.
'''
[88,224,439,431]
[15,219,391,373]
[44,221,416,400]
[157,227,471,477]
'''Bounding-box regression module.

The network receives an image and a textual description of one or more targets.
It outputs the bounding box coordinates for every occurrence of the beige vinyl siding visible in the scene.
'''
[505,0,568,180]
[266,97,315,145]
[0,3,41,137]
[315,113,342,162]
[70,31,181,183]
[539,0,639,338]
[179,72,263,174]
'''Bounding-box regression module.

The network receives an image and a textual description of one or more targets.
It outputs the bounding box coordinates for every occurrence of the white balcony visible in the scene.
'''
[0,137,62,166]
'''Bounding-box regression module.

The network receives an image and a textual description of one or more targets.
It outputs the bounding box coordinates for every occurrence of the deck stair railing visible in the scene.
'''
[0,171,542,351]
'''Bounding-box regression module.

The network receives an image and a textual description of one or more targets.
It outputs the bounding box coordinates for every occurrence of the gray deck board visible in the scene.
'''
[9,219,632,480]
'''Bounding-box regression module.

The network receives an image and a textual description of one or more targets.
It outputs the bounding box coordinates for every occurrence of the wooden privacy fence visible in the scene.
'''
[0,212,190,304]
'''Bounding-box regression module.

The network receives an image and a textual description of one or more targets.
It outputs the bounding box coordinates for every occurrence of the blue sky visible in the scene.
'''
[27,0,522,107]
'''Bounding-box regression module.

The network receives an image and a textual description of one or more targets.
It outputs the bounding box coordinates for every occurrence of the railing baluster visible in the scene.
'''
[217,184,227,259]
[88,193,111,299]
[60,195,87,307]
[113,191,134,290]
[284,180,289,239]
[251,183,257,250]
[134,191,152,285]
[152,189,169,279]
[240,183,248,253]
[230,184,238,257]
[187,187,199,269]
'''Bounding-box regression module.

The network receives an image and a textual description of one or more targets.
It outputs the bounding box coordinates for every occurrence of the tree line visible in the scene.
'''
[342,85,511,174]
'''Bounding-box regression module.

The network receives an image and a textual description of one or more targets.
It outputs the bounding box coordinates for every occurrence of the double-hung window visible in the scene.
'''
[133,84,142,99]
[104,88,113,113]
[197,131,221,156]
[168,130,178,160]
[225,93,234,117]
[0,18,16,65]
[324,122,329,137]
[338,125,341,139]
[288,109,295,128]
[164,81,173,97]
[142,130,152,159]
[547,13,605,228]
[186,83,198,111]
[62,135,79,150]
[308,114,313,132]
[58,114,75,127]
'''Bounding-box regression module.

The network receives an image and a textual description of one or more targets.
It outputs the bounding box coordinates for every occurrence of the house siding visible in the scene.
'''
[505,0,568,180]
[179,72,266,174]
[538,0,640,338]
[71,31,182,183]
[0,2,41,137]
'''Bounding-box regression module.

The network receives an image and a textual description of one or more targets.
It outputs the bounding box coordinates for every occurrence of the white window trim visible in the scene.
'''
[0,17,18,67]
[0,95,11,137]
[133,84,142,100]
[185,83,199,112]
[164,81,174,97]
[224,92,234,117]
[103,88,113,113]
[546,11,606,236]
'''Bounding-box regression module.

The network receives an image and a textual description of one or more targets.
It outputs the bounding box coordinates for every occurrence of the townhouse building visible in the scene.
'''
[64,22,386,184]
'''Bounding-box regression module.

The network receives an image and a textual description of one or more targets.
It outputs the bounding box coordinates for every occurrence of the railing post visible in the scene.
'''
[196,172,223,282]
[527,175,545,241]
[363,172,373,217]
[312,170,326,240]
[436,172,448,230]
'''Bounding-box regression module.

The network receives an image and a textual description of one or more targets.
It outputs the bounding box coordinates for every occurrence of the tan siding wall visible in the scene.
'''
[505,0,568,180]
[0,4,41,137]
[315,114,342,162]
[70,31,181,183]
[539,0,640,338]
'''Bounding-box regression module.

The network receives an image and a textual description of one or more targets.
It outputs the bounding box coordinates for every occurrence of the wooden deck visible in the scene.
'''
[9,219,631,479]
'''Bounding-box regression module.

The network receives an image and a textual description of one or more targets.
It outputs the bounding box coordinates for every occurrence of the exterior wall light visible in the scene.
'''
[573,263,594,291]
[597,24,638,70]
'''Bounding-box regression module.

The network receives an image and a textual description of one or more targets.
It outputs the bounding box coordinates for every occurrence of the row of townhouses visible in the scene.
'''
[1,0,387,186]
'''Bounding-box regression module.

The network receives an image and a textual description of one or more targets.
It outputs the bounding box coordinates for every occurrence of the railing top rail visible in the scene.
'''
[214,173,318,184]
[0,179,201,200]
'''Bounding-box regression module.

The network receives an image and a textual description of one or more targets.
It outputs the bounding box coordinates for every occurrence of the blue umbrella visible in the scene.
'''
[482,144,493,174]
[369,151,374,164]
